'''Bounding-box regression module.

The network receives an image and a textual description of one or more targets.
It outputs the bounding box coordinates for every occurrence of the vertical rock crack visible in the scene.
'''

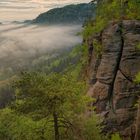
[108,22,124,113]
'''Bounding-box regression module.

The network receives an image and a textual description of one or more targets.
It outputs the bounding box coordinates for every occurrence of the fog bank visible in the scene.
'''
[0,23,82,79]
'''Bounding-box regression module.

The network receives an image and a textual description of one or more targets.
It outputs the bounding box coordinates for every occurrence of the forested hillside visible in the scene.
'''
[32,3,95,24]
[0,0,140,140]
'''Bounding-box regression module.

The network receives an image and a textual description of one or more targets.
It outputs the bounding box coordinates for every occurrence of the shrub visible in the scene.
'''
[93,40,102,58]
[111,133,121,140]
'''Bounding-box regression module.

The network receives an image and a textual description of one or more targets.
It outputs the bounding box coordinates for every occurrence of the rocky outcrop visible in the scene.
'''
[87,20,140,139]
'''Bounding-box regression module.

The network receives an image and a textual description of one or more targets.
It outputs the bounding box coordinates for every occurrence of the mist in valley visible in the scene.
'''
[0,23,82,80]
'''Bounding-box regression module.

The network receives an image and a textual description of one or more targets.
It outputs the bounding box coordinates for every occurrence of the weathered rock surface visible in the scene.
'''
[87,20,140,139]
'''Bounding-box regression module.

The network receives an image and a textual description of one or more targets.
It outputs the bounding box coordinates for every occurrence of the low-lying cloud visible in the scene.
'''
[0,23,82,73]
[0,0,91,21]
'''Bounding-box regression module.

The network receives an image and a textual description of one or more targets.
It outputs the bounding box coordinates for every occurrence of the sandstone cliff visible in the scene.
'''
[86,20,140,139]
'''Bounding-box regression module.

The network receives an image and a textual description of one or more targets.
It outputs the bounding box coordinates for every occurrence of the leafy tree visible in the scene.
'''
[83,0,140,41]
[12,72,91,140]
[0,108,52,140]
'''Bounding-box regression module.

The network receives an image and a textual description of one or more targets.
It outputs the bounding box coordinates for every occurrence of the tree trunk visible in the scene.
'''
[53,112,59,140]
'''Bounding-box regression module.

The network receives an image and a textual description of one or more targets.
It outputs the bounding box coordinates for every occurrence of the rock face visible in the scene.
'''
[87,20,140,139]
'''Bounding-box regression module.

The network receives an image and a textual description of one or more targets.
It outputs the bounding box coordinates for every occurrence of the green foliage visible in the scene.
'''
[111,133,121,140]
[0,70,108,140]
[83,23,94,39]
[135,72,140,84]
[69,45,82,58]
[3,0,140,139]
[0,47,108,139]
[83,17,107,40]
[0,108,45,140]
[136,43,140,50]
[83,0,121,40]
[97,0,140,21]
[83,115,105,140]
[0,108,106,140]
[93,40,102,58]
[13,72,87,116]
[79,43,89,68]
[126,0,140,20]
[0,37,121,140]
[64,44,88,79]
[10,72,97,140]
[83,0,140,41]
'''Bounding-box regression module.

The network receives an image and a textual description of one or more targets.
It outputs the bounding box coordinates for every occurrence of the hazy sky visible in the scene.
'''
[0,0,91,22]
[0,0,88,74]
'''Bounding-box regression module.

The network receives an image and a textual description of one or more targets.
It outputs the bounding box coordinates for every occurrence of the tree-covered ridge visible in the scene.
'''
[1,0,140,140]
[0,44,103,140]
[0,44,88,109]
[33,3,95,24]
[0,73,120,140]
[83,0,140,39]
[0,43,121,140]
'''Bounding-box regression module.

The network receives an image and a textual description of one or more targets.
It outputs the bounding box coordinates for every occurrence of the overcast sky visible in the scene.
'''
[0,0,91,22]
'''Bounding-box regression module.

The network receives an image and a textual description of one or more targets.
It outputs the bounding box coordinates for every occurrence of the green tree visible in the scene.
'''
[0,108,52,140]
[12,72,91,140]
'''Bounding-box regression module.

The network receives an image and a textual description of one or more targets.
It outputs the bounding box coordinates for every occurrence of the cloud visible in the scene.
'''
[0,23,82,70]
[0,0,91,21]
